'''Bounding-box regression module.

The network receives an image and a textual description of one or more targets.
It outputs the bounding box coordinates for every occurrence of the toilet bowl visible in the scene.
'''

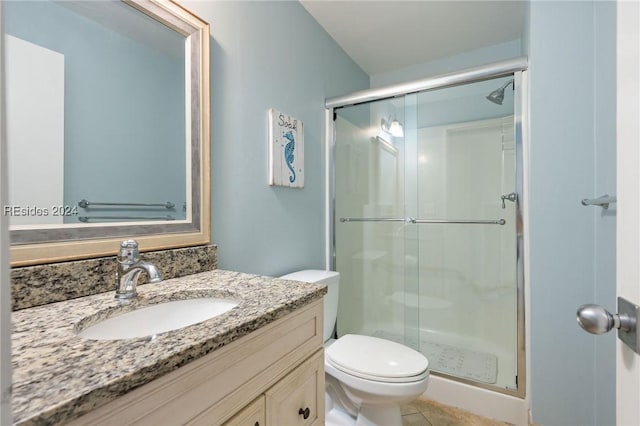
[280,270,429,426]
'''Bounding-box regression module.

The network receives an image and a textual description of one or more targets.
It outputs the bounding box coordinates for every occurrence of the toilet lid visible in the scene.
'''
[326,334,429,382]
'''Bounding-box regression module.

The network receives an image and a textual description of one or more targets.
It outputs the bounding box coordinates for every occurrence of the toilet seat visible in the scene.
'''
[326,334,429,384]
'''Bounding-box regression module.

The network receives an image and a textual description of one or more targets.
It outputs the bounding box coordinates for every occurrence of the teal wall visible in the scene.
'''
[528,0,616,424]
[181,1,369,275]
[593,2,617,424]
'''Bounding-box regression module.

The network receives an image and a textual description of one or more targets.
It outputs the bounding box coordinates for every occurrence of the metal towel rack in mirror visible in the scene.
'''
[78,200,175,209]
[78,216,175,223]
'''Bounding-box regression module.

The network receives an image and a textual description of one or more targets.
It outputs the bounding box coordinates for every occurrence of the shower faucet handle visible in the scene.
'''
[500,192,517,209]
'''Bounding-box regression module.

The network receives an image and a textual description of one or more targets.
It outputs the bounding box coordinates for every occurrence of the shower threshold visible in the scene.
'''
[372,330,498,384]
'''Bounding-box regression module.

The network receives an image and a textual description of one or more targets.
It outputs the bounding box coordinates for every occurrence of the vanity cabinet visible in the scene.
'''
[265,350,324,426]
[69,299,324,426]
[222,350,323,426]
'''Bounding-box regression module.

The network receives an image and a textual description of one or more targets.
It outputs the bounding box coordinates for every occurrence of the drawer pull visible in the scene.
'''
[254,423,259,426]
[298,407,310,419]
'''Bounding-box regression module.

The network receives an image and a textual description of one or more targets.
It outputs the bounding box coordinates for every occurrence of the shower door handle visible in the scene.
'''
[577,297,640,354]
[339,217,407,223]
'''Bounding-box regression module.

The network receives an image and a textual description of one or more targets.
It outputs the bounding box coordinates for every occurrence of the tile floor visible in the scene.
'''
[401,398,512,426]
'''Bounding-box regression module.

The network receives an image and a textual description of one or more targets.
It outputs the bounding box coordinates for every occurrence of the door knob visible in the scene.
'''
[576,304,635,334]
[576,297,640,355]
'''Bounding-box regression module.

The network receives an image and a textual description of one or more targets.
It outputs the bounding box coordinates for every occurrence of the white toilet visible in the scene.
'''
[280,270,429,426]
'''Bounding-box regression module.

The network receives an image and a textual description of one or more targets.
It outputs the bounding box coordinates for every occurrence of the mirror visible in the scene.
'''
[4,0,210,266]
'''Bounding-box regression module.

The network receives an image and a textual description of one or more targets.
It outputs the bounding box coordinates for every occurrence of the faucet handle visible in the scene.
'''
[118,239,140,264]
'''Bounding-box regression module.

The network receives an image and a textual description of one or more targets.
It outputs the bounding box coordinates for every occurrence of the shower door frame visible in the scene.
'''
[324,57,529,398]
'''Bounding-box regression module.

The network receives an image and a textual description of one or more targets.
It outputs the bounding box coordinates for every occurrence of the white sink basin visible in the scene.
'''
[78,298,238,340]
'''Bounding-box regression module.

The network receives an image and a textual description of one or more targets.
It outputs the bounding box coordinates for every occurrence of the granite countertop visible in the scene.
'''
[11,269,326,425]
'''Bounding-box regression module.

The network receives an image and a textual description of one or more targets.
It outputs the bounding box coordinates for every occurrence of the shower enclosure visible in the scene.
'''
[327,59,526,396]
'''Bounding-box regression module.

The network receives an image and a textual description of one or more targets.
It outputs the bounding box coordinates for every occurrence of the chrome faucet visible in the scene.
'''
[115,239,163,299]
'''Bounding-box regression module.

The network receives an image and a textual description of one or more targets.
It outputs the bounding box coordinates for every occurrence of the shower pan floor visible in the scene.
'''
[372,330,498,384]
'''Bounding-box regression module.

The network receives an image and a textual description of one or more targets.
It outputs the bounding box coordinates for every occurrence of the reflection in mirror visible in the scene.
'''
[5,0,186,225]
[4,0,210,265]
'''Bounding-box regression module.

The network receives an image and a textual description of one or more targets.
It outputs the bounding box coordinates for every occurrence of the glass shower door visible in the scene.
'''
[334,95,419,348]
[413,78,518,390]
[333,75,519,392]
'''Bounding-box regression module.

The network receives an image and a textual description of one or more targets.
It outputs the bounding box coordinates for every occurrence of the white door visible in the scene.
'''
[616,1,640,424]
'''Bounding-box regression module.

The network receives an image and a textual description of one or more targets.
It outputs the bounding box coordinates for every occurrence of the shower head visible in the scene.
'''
[486,79,514,105]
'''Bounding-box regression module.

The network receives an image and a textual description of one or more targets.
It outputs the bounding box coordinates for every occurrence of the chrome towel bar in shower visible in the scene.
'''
[78,199,175,209]
[340,217,506,225]
[581,194,617,209]
[411,218,506,225]
[78,215,175,222]
[340,217,406,223]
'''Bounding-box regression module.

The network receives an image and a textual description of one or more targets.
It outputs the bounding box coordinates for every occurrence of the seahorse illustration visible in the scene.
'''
[283,131,296,183]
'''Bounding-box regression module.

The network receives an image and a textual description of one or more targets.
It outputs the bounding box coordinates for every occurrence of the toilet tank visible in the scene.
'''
[280,270,339,342]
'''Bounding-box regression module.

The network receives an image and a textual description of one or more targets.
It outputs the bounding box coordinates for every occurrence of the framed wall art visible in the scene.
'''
[268,108,304,188]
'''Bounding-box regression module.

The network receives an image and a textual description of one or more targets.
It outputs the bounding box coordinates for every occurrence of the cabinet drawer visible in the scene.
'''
[265,350,324,426]
[223,396,265,426]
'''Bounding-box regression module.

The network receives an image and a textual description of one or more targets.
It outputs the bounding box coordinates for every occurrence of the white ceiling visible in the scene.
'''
[300,1,526,76]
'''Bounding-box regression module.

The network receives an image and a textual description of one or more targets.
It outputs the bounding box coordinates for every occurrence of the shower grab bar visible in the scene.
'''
[339,217,506,225]
[78,215,175,222]
[581,194,617,210]
[78,199,175,209]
